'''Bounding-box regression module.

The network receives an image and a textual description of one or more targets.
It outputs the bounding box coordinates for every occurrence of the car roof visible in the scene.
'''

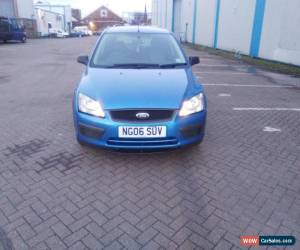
[105,26,170,34]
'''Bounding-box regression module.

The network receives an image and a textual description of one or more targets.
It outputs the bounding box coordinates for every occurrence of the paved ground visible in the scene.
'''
[0,37,299,250]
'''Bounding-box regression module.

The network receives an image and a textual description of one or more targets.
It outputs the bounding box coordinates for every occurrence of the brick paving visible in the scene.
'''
[0,37,299,249]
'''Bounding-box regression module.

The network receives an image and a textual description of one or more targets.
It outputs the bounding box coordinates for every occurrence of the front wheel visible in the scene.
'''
[21,36,26,43]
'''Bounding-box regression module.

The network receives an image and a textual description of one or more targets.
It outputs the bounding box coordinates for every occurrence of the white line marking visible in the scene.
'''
[263,127,281,132]
[233,108,300,111]
[193,64,247,67]
[201,83,294,88]
[218,93,231,97]
[194,71,250,75]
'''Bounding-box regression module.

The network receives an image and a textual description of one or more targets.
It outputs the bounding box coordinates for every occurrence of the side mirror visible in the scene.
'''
[77,55,89,65]
[189,56,200,66]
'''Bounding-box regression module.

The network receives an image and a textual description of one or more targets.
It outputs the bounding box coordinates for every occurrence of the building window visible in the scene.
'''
[100,9,108,18]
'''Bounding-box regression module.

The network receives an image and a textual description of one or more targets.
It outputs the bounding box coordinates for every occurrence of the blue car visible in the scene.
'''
[73,26,206,150]
[0,17,26,43]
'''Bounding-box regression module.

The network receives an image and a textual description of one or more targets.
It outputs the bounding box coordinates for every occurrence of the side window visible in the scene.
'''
[10,19,21,30]
[18,19,24,29]
[0,19,9,32]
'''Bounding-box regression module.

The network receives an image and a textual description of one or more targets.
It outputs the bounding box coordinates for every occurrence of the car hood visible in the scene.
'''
[78,68,194,110]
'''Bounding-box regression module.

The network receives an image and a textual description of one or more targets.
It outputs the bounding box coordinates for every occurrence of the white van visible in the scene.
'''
[49,28,69,38]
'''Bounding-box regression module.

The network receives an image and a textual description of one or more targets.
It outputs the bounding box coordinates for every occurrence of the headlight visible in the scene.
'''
[179,93,205,117]
[78,93,105,117]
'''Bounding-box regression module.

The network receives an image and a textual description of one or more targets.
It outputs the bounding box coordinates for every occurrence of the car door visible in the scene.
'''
[0,18,10,41]
[10,19,23,40]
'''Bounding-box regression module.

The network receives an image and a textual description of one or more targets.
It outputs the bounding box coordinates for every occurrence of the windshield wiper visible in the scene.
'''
[107,63,160,69]
[159,63,187,68]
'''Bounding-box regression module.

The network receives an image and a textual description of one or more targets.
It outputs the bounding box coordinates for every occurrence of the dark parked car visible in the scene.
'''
[69,30,83,38]
[0,17,26,43]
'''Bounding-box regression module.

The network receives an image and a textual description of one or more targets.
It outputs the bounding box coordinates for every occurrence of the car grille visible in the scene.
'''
[110,109,175,122]
[107,137,178,147]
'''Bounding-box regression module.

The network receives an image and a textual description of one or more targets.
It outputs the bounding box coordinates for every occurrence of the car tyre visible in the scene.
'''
[21,36,26,43]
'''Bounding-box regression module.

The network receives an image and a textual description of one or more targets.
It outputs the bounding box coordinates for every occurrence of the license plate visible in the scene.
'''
[118,126,166,138]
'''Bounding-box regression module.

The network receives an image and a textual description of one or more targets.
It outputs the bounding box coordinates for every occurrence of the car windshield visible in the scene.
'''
[91,32,187,68]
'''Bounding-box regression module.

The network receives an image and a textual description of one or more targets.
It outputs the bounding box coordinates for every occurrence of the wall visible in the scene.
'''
[0,0,34,19]
[152,0,300,66]
[16,0,34,19]
[196,0,216,46]
[216,0,255,54]
[0,0,15,17]
[35,8,64,36]
[259,0,300,66]
[35,4,72,31]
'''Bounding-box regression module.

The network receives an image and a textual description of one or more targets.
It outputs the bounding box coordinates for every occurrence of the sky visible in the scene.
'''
[35,0,152,17]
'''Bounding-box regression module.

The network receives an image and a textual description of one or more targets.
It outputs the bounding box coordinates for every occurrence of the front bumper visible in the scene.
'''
[73,110,206,150]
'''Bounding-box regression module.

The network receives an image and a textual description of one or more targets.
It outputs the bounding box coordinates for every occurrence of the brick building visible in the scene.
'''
[72,8,81,22]
[82,6,125,32]
[71,8,81,27]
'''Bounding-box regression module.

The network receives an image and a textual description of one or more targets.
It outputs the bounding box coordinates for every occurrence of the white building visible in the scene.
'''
[0,0,35,19]
[35,8,64,36]
[35,3,72,33]
[152,0,300,66]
